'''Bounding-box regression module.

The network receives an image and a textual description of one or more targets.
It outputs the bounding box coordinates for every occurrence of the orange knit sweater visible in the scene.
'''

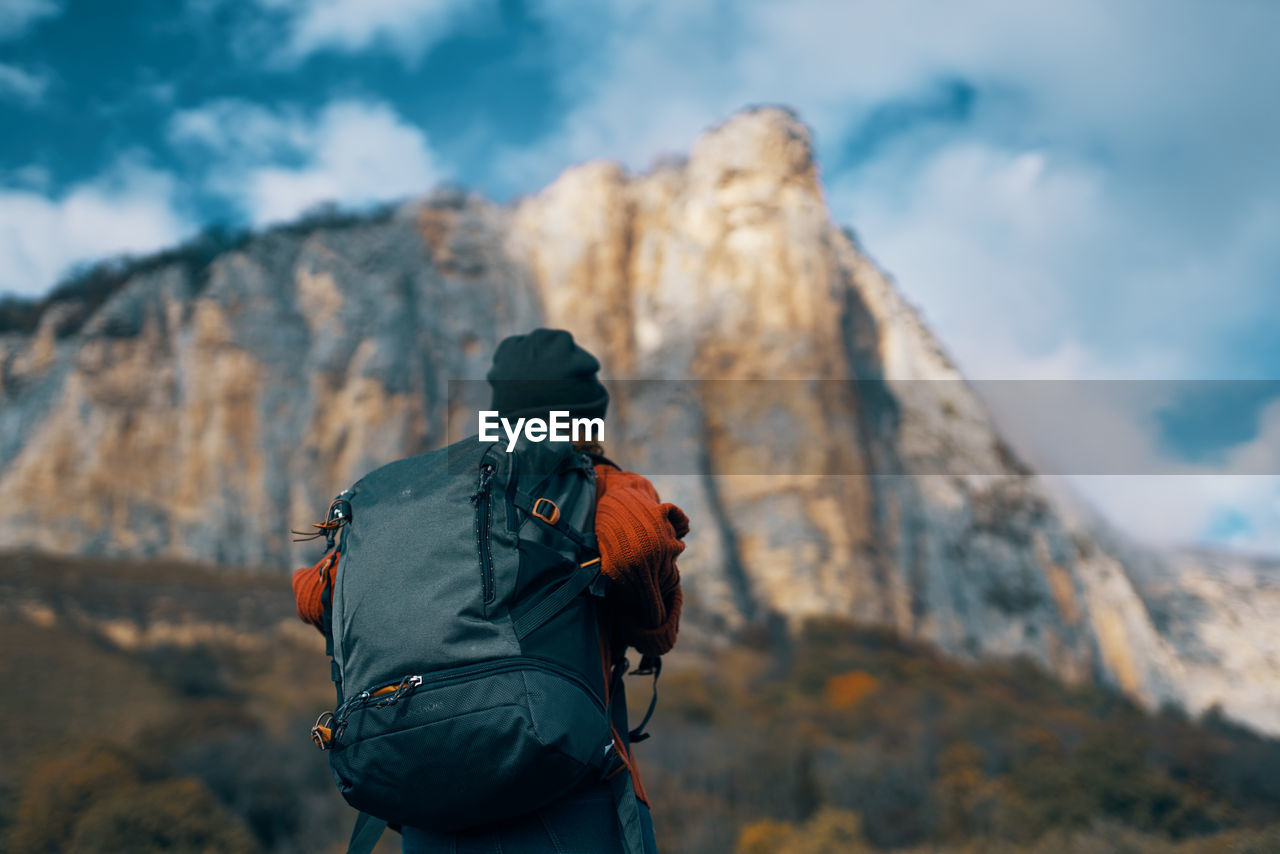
[292,465,689,657]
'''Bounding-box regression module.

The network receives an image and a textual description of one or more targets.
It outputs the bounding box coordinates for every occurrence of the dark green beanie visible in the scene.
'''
[486,329,609,421]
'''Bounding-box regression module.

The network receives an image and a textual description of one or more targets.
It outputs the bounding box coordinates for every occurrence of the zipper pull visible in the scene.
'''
[470,463,496,504]
[311,711,336,750]
[392,674,423,702]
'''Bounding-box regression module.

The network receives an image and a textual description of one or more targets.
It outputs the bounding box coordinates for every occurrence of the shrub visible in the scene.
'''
[736,808,871,854]
[8,743,141,854]
[66,778,261,854]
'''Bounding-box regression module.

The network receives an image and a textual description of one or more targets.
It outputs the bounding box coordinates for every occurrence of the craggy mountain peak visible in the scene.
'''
[1,106,1275,735]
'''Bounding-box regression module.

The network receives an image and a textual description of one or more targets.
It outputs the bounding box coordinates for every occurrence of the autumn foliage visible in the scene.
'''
[3,555,1280,854]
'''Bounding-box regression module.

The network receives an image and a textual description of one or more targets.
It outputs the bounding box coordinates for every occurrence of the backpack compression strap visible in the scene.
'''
[609,762,649,854]
[512,490,598,552]
[508,489,603,640]
[318,550,341,706]
[511,557,603,640]
[627,655,662,744]
[344,812,387,854]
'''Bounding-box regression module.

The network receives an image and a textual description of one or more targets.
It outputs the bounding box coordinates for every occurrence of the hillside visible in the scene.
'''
[3,551,1278,854]
[0,107,1275,736]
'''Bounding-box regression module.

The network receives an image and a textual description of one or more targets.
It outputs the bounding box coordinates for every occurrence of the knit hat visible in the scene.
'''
[486,328,609,421]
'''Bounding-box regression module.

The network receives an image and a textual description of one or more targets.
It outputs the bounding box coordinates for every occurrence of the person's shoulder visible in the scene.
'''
[583,450,621,471]
[594,463,661,502]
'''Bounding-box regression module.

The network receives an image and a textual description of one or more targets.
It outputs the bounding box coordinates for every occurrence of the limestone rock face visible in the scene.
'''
[1,206,540,564]
[0,107,1273,734]
[1133,551,1280,735]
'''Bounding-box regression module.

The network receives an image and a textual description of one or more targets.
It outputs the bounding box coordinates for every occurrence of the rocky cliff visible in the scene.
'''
[1,107,1272,734]
[1131,549,1280,736]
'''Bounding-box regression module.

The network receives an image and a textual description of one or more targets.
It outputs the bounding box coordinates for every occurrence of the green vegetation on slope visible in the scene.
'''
[0,551,379,854]
[634,618,1280,853]
[2,553,1277,854]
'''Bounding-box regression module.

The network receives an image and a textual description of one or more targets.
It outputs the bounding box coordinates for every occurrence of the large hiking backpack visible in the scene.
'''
[306,436,651,851]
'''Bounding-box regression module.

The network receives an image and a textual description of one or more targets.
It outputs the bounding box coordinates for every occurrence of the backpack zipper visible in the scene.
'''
[329,657,605,744]
[471,463,497,604]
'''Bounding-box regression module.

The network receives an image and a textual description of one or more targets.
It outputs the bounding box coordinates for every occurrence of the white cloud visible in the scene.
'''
[0,0,60,40]
[170,98,442,226]
[826,139,1237,381]
[1059,475,1280,555]
[170,98,311,163]
[511,0,1280,370]
[0,63,50,103]
[847,138,1280,551]
[975,370,1280,552]
[0,159,189,297]
[252,0,493,66]
[831,143,1108,378]
[502,0,1280,553]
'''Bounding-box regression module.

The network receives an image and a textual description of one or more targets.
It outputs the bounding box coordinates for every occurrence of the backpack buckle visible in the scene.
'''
[601,737,628,780]
[531,497,560,525]
[311,712,335,750]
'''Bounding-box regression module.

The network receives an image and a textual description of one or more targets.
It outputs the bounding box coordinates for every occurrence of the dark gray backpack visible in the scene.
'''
[307,436,650,853]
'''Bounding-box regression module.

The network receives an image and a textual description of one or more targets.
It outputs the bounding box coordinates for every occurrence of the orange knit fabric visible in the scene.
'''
[290,466,690,660]
[592,464,688,658]
[292,551,335,630]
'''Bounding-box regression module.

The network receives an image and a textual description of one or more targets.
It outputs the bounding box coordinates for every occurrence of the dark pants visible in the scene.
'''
[400,781,658,854]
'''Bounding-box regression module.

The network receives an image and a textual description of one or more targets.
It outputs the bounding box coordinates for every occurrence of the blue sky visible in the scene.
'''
[2,0,1278,553]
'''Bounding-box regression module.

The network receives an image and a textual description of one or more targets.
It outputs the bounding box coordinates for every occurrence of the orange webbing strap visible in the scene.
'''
[612,724,650,805]
[319,550,340,704]
[597,623,650,806]
[319,549,338,583]
[609,752,648,854]
[597,624,648,854]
